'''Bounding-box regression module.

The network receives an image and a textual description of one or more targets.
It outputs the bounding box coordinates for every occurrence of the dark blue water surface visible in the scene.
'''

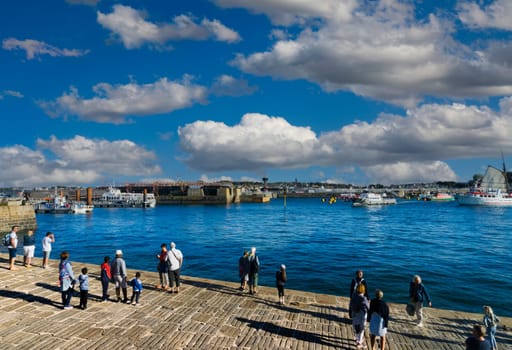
[31,198,512,316]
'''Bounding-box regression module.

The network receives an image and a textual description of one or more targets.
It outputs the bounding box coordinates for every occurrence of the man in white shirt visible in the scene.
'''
[167,242,183,293]
[8,225,18,270]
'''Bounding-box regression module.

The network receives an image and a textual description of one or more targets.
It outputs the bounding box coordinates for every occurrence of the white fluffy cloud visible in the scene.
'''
[213,0,358,25]
[223,0,512,107]
[0,135,161,187]
[177,98,512,183]
[458,0,512,30]
[2,38,89,60]
[97,5,240,49]
[178,113,321,171]
[40,77,208,124]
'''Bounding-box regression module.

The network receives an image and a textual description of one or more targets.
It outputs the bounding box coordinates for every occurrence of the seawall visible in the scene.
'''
[0,254,510,349]
[0,199,37,234]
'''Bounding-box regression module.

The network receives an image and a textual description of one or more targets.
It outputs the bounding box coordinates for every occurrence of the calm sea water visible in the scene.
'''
[24,198,512,317]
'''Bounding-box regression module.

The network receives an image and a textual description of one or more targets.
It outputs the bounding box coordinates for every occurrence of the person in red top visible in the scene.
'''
[156,243,170,290]
[100,256,112,301]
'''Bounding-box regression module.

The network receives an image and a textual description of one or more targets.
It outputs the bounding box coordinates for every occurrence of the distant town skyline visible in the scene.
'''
[3,1,512,187]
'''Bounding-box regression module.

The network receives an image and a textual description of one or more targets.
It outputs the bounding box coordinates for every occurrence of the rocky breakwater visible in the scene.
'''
[0,198,37,233]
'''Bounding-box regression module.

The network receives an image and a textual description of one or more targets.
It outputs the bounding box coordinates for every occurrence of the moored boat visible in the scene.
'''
[97,186,156,208]
[34,194,72,214]
[458,161,512,206]
[430,192,455,202]
[352,192,397,207]
[71,202,94,214]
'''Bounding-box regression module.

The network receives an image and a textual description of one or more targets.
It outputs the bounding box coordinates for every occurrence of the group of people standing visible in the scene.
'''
[59,249,143,309]
[5,225,54,270]
[348,270,500,350]
[349,270,390,350]
[56,242,184,310]
[238,247,287,304]
[155,241,184,293]
[238,247,261,295]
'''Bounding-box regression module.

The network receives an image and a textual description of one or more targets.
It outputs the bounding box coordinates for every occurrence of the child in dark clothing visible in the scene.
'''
[130,272,143,305]
[78,267,89,309]
[276,264,287,304]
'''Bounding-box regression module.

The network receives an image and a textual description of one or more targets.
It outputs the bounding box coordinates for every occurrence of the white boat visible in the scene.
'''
[457,163,512,206]
[34,194,72,214]
[71,202,94,214]
[352,192,397,207]
[100,186,156,208]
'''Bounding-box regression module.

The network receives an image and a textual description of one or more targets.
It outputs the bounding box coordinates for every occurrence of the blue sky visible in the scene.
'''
[3,0,512,187]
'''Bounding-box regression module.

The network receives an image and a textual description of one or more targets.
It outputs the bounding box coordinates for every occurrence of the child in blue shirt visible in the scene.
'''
[130,272,143,305]
[78,267,89,310]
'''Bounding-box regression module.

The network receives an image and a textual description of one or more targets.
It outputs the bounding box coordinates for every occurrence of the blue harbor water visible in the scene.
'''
[27,198,512,317]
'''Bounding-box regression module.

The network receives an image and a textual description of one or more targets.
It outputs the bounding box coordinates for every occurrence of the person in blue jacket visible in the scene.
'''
[409,275,432,327]
[130,272,143,305]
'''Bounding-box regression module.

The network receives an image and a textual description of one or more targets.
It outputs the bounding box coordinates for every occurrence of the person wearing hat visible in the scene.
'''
[111,249,128,303]
[275,264,287,304]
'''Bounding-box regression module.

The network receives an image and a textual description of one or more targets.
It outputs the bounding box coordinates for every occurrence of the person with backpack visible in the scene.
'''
[483,305,500,350]
[409,275,432,327]
[58,251,75,310]
[349,270,369,318]
[248,247,260,295]
[6,225,19,270]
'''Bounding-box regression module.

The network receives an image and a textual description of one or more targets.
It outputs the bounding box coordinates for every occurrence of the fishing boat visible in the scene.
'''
[352,192,397,207]
[457,161,512,206]
[34,194,72,214]
[97,186,156,208]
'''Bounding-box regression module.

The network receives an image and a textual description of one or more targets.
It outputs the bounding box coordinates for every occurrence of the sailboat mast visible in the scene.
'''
[501,152,510,192]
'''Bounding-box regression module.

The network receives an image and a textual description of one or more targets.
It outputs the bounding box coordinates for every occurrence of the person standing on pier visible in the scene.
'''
[58,251,75,310]
[156,243,170,290]
[78,267,89,310]
[41,232,55,269]
[409,275,432,327]
[350,283,370,349]
[238,250,250,291]
[167,242,183,293]
[368,289,390,350]
[465,324,491,350]
[111,250,128,303]
[130,272,143,305]
[7,225,18,270]
[275,264,287,304]
[248,247,260,295]
[100,256,112,301]
[349,269,369,318]
[483,305,499,350]
[23,229,36,268]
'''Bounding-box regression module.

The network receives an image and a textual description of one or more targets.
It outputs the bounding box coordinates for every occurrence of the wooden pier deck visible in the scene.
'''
[0,254,510,349]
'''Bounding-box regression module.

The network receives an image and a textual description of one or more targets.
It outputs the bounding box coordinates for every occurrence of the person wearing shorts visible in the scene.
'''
[8,225,18,270]
[23,229,36,268]
[41,232,55,269]
[111,249,128,303]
